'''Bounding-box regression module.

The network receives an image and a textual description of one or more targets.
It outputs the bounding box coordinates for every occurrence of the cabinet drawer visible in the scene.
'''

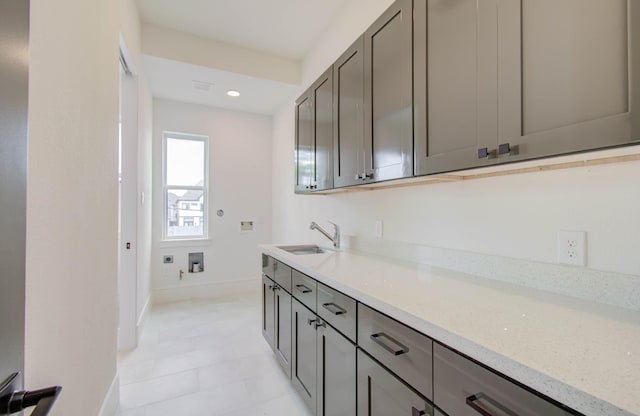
[357,349,433,416]
[292,270,317,312]
[317,282,357,342]
[358,303,433,400]
[273,260,292,293]
[433,343,575,416]
[262,254,274,279]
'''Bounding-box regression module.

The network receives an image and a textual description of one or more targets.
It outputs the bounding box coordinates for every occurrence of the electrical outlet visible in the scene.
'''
[557,231,586,266]
[375,220,383,239]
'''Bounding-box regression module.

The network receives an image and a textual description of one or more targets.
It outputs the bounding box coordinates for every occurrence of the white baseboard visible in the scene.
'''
[98,374,119,416]
[153,278,260,304]
[136,295,151,344]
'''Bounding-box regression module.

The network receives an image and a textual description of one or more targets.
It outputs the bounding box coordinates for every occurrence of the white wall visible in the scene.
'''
[26,0,120,414]
[271,0,640,278]
[120,0,154,338]
[152,99,273,301]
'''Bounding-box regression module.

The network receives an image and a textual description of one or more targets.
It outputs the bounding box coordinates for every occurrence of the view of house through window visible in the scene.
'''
[164,132,208,239]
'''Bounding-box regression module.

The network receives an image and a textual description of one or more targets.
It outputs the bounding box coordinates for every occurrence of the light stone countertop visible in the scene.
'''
[260,244,640,416]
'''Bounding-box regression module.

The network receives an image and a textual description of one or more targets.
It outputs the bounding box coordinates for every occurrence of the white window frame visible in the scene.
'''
[162,131,209,241]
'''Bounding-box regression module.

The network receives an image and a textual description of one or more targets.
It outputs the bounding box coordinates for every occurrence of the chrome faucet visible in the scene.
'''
[309,221,340,249]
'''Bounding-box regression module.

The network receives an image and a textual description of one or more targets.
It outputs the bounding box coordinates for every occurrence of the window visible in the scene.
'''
[163,132,208,239]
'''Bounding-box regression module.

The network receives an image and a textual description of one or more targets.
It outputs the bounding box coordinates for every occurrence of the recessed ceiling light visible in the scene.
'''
[227,90,240,97]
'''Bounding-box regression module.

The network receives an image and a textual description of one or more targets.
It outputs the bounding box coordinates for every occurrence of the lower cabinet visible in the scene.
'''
[292,298,318,412]
[292,298,357,416]
[317,322,356,416]
[262,255,581,416]
[357,349,434,416]
[433,343,573,416]
[274,285,292,378]
[262,274,292,378]
[262,275,275,347]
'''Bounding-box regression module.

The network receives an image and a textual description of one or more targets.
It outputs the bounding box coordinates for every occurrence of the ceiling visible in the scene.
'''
[136,0,350,60]
[143,55,301,115]
[136,0,350,114]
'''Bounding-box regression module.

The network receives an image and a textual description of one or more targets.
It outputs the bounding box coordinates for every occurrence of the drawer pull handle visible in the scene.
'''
[295,284,312,294]
[370,332,409,356]
[411,406,427,416]
[322,302,346,315]
[466,393,514,416]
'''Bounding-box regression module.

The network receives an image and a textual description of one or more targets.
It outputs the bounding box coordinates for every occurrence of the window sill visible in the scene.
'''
[158,238,212,248]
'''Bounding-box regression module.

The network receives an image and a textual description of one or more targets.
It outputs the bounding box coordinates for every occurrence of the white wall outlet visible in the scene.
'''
[557,231,587,266]
[375,220,383,239]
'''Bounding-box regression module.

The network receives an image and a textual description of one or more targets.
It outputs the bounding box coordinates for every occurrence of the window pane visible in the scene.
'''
[166,137,205,186]
[167,189,205,238]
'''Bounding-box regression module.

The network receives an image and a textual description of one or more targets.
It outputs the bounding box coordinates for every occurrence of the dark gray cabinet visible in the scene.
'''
[292,298,318,413]
[292,297,357,416]
[357,303,433,400]
[415,0,640,176]
[274,285,292,378]
[414,0,498,175]
[494,0,640,163]
[433,343,573,416]
[364,0,414,182]
[357,349,433,416]
[295,67,334,193]
[262,273,292,378]
[295,91,314,192]
[333,36,366,188]
[317,320,357,416]
[262,275,276,347]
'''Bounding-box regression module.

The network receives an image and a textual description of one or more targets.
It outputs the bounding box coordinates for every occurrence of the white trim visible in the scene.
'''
[153,278,260,304]
[136,295,152,345]
[98,374,119,416]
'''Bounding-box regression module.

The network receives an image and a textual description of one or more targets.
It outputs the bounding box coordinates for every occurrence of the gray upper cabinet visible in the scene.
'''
[333,36,366,188]
[496,0,640,162]
[295,91,314,192]
[414,0,500,175]
[295,67,334,193]
[415,0,640,176]
[364,0,414,182]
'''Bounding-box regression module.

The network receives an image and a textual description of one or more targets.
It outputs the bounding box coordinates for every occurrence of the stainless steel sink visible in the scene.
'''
[277,244,334,255]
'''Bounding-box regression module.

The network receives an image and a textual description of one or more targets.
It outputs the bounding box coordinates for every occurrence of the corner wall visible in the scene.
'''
[26,0,120,414]
[271,0,640,278]
[151,99,273,302]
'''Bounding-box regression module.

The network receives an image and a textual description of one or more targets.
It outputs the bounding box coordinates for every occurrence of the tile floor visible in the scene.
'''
[117,289,312,415]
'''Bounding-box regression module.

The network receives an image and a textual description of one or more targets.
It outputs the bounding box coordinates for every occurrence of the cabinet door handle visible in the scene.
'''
[498,143,511,155]
[322,302,346,315]
[411,406,427,416]
[295,284,312,294]
[307,318,317,326]
[370,332,409,356]
[466,393,515,416]
[362,172,373,180]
